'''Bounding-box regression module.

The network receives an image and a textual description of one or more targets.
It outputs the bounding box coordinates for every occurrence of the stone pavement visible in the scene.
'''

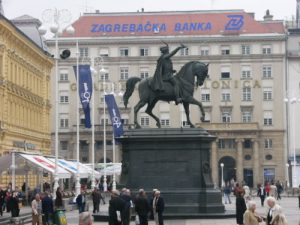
[0,195,298,224]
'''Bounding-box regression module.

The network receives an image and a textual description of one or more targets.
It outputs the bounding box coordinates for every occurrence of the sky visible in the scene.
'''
[2,0,298,24]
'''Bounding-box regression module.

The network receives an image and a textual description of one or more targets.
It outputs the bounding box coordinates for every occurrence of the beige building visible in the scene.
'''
[48,9,287,187]
[0,14,53,187]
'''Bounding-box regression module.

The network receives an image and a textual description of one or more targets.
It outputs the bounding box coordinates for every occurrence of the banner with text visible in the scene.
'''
[73,65,93,128]
[105,94,123,139]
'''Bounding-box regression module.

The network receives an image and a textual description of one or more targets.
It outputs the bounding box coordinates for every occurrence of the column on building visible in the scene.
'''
[252,139,260,186]
[211,139,218,187]
[236,139,244,184]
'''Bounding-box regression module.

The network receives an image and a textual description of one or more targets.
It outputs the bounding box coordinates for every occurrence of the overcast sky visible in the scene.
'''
[2,0,298,23]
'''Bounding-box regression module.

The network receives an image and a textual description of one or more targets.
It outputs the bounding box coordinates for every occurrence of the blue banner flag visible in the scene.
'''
[105,94,124,138]
[73,65,93,128]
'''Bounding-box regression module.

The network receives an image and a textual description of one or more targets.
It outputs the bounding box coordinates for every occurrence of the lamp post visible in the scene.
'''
[39,8,73,198]
[286,163,290,188]
[284,96,298,188]
[220,163,224,187]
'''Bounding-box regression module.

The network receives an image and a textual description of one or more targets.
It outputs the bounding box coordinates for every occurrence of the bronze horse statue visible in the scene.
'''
[123,61,209,128]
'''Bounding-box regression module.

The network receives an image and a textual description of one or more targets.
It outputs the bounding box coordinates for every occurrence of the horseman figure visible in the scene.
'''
[151,42,187,105]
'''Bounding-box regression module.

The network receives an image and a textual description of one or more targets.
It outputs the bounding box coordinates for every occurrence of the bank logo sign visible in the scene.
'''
[90,14,244,33]
[225,15,244,31]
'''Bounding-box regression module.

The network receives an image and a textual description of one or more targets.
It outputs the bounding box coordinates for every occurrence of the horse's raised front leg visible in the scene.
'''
[145,100,161,128]
[183,102,195,128]
[134,100,147,129]
[186,96,206,123]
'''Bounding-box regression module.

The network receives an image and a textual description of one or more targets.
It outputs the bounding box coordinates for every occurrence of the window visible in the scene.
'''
[80,115,85,125]
[222,112,231,123]
[264,168,275,182]
[120,67,129,80]
[262,45,272,54]
[160,113,170,127]
[221,66,231,79]
[140,116,149,127]
[244,139,252,148]
[120,48,129,57]
[101,118,109,125]
[140,48,149,56]
[79,47,89,57]
[227,139,236,149]
[60,141,68,151]
[241,45,251,55]
[182,121,190,127]
[262,65,272,78]
[180,47,189,56]
[201,89,210,102]
[200,46,210,56]
[263,111,273,126]
[218,139,225,149]
[263,87,273,101]
[264,139,273,149]
[221,46,230,55]
[59,70,68,81]
[140,68,149,79]
[100,71,109,81]
[99,48,109,57]
[242,87,252,101]
[60,95,69,103]
[241,66,251,79]
[221,90,231,102]
[121,118,129,125]
[60,118,69,128]
[242,111,252,123]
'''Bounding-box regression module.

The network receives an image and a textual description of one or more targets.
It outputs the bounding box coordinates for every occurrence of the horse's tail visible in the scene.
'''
[123,77,142,108]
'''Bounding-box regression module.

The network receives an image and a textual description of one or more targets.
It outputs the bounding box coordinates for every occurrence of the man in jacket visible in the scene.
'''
[76,190,87,213]
[109,190,125,225]
[152,190,164,225]
[91,187,101,213]
[257,184,266,206]
[120,189,132,225]
[135,189,150,225]
[0,186,5,216]
[42,192,54,225]
[264,196,287,225]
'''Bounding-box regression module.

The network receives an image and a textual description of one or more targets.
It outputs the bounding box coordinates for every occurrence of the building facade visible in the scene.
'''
[48,9,286,187]
[0,15,53,186]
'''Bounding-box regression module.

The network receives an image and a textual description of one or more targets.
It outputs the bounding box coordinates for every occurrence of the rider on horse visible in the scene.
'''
[150,43,187,104]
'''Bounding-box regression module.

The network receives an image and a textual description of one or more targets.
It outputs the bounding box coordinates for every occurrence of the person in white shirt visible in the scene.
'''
[264,196,287,225]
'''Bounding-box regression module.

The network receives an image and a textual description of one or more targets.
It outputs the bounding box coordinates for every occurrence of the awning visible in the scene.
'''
[93,163,122,176]
[47,158,101,179]
[19,153,71,179]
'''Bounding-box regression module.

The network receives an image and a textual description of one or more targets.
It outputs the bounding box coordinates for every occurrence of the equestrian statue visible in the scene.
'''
[123,42,209,128]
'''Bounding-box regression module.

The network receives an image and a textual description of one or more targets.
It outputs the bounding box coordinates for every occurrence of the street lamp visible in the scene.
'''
[286,163,290,188]
[220,163,224,187]
[284,96,298,187]
[39,8,73,198]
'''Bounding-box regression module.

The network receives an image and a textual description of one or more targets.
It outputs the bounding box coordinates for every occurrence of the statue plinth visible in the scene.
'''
[118,128,226,216]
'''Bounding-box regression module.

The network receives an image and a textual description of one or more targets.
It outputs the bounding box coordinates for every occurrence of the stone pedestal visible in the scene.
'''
[117,128,225,216]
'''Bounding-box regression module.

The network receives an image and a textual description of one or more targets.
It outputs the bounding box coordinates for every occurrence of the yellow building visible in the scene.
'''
[0,14,53,188]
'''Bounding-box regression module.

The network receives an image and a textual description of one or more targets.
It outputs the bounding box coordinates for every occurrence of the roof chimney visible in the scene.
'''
[95,9,100,14]
[141,8,144,12]
[263,9,273,21]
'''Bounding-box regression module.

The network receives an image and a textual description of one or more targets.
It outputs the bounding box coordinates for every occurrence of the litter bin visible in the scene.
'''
[54,210,67,225]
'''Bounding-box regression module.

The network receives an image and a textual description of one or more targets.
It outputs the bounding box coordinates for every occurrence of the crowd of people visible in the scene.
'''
[108,188,165,225]
[231,181,290,225]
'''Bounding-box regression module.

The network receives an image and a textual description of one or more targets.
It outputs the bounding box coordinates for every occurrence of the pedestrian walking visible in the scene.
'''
[41,191,54,225]
[257,184,266,206]
[54,187,63,210]
[135,189,150,225]
[76,190,87,213]
[9,191,20,217]
[269,182,277,197]
[224,183,232,204]
[31,194,42,225]
[91,187,100,213]
[236,190,247,225]
[152,190,164,225]
[120,189,132,225]
[276,181,283,200]
[243,201,262,225]
[0,186,5,216]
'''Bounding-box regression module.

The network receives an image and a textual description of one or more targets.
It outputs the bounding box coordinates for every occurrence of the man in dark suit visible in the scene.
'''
[257,184,266,206]
[120,189,132,225]
[153,190,164,225]
[135,189,150,225]
[42,191,54,225]
[91,187,101,213]
[109,190,126,225]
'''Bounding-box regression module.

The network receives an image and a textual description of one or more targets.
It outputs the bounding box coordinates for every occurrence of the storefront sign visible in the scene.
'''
[13,141,36,150]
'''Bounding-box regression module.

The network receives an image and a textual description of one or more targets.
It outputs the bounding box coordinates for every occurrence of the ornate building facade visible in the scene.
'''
[48,9,287,187]
[0,15,53,186]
